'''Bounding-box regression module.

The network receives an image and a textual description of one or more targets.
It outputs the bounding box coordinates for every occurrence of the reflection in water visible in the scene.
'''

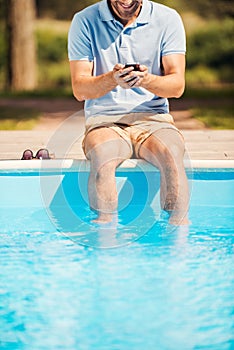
[0,170,233,349]
[0,213,233,350]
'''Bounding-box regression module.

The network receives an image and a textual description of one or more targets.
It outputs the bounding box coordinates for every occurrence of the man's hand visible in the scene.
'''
[113,64,147,89]
[112,54,186,98]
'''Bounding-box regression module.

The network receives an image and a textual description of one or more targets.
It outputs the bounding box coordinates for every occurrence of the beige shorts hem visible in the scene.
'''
[82,113,181,158]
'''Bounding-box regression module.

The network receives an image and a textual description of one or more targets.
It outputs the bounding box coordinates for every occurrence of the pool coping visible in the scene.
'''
[0,159,234,172]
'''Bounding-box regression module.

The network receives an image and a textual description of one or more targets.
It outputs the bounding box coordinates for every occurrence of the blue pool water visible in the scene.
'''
[0,167,234,349]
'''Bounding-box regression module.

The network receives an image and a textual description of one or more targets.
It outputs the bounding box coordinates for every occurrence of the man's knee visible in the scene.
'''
[140,130,184,166]
[153,129,185,163]
[156,129,185,154]
[84,127,131,163]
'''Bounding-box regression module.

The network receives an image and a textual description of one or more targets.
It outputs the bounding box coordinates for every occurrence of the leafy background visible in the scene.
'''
[0,0,233,129]
[0,0,233,91]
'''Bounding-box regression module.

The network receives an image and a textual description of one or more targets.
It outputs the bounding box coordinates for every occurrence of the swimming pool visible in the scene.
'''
[0,160,234,349]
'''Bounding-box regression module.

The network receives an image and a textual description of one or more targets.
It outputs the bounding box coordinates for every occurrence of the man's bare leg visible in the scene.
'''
[139,128,190,225]
[84,127,131,223]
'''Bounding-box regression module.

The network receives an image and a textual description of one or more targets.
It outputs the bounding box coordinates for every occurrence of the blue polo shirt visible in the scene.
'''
[68,0,186,120]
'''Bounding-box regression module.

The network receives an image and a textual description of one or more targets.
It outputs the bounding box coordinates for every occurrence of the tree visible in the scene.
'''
[6,0,37,91]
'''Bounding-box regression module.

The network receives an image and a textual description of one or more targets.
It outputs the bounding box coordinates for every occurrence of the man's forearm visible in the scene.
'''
[72,66,185,101]
[141,73,185,99]
[72,71,117,101]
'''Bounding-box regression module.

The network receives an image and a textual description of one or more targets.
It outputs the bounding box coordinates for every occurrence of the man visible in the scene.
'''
[68,0,189,225]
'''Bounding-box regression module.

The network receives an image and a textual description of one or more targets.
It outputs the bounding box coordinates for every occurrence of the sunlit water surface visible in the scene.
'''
[0,205,233,350]
[0,170,234,350]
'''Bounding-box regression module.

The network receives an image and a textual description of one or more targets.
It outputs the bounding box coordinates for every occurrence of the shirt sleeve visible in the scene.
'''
[161,10,186,56]
[68,13,94,61]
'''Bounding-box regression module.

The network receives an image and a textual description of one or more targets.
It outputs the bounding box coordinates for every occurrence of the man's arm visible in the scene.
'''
[70,60,118,101]
[70,54,185,101]
[139,54,186,98]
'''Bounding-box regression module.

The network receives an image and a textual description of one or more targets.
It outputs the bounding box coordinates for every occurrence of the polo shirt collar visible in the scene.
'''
[99,0,151,24]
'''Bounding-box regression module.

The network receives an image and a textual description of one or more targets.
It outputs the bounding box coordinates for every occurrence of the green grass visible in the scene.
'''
[0,106,41,130]
[191,107,234,129]
[38,61,71,90]
[0,100,233,130]
[184,85,234,98]
[0,89,73,98]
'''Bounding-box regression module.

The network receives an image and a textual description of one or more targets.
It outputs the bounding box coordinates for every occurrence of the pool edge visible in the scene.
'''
[0,159,234,172]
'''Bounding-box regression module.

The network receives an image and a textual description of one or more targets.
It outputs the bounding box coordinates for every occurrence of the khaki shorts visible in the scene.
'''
[83,112,181,158]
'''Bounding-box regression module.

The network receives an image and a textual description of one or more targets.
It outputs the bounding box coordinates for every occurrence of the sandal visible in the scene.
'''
[21,148,51,160]
[21,149,34,160]
[35,148,50,159]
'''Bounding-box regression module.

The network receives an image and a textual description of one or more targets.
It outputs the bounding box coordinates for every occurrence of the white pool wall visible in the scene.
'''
[0,159,234,173]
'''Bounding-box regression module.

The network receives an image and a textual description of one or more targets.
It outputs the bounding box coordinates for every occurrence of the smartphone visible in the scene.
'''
[124,63,140,71]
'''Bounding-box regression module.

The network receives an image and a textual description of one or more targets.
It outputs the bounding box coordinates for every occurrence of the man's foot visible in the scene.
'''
[92,212,118,225]
[169,213,190,226]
